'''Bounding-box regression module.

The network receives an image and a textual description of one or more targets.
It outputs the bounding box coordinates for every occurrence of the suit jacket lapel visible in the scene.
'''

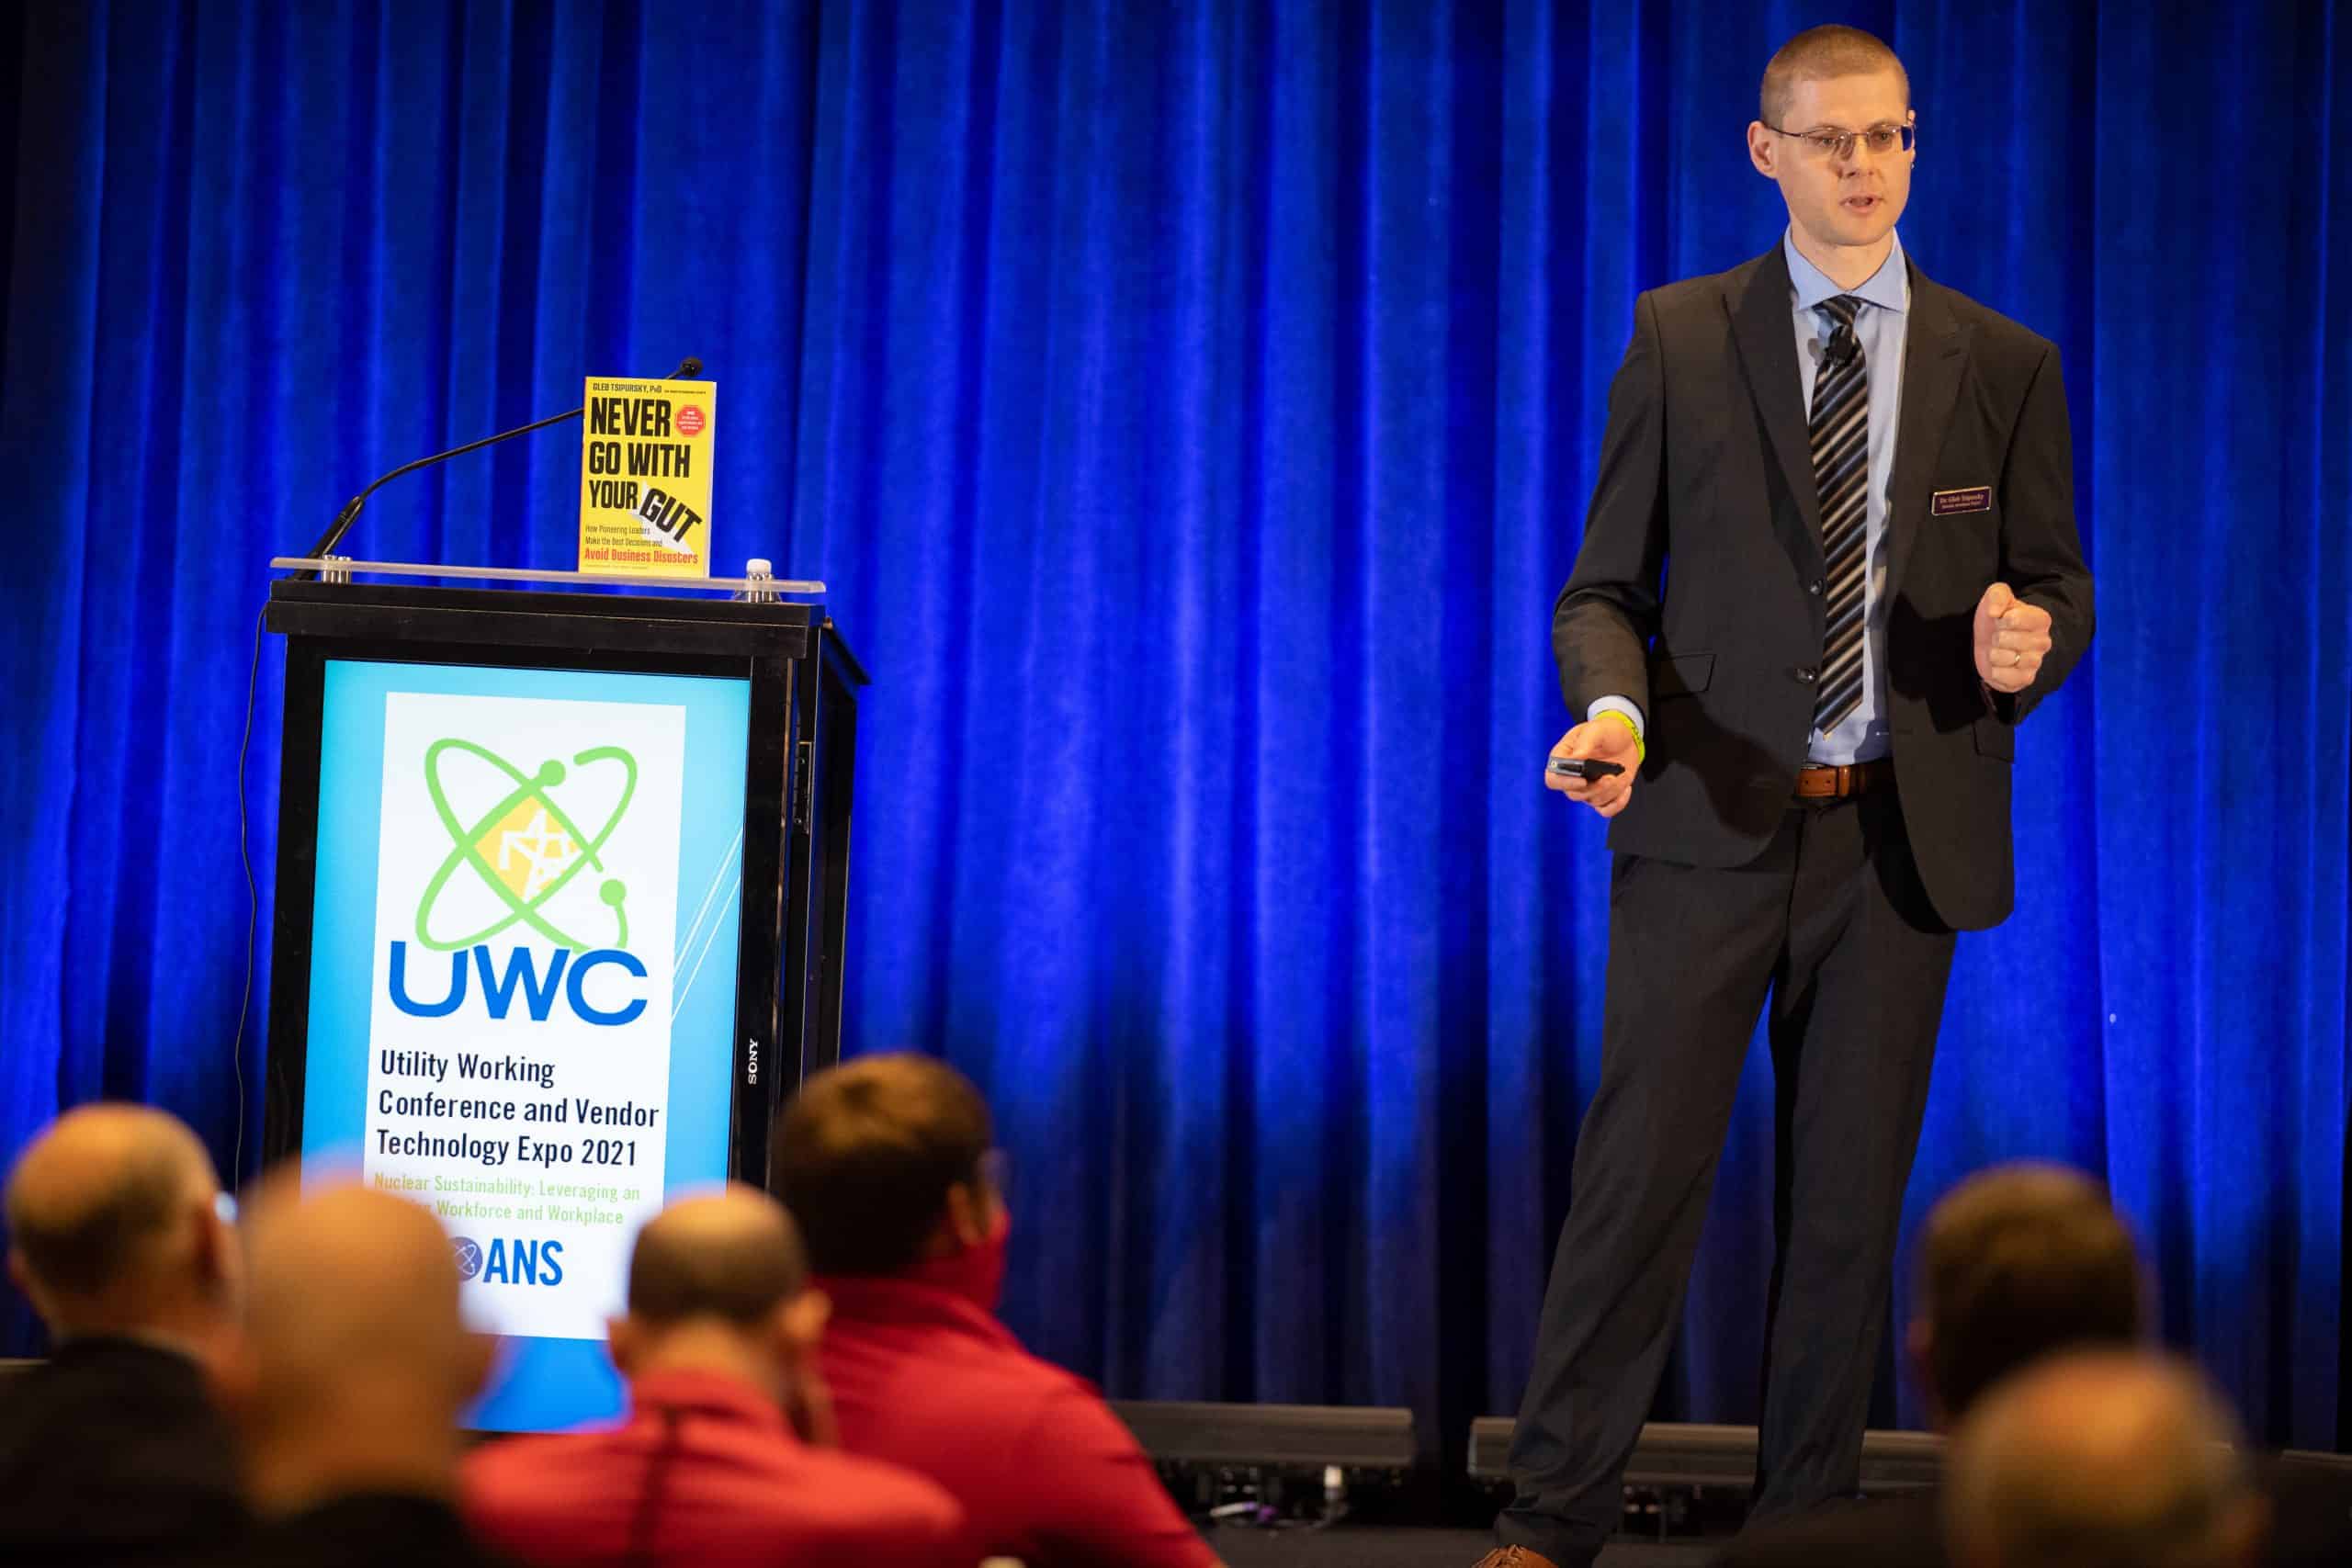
[1885,262,1970,597]
[1725,247,1825,573]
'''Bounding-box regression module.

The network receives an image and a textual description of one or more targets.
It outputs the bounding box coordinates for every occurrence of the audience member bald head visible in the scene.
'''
[227,1179,492,1514]
[607,1185,828,1414]
[1911,1162,2145,1425]
[4,1103,237,1347]
[1945,1351,2266,1568]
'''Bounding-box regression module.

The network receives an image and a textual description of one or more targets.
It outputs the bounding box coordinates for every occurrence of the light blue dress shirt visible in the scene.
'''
[1587,229,1908,768]
[1786,227,1907,764]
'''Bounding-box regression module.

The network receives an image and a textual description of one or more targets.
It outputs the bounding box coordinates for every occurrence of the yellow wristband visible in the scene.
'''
[1596,707,1645,763]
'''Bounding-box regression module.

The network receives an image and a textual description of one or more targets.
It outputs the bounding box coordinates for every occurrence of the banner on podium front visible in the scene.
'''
[300,659,752,1431]
[363,692,685,1339]
[578,377,714,576]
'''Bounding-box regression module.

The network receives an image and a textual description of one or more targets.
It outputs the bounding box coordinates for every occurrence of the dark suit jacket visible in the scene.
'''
[0,1337,249,1568]
[1555,244,2094,930]
[223,1492,516,1568]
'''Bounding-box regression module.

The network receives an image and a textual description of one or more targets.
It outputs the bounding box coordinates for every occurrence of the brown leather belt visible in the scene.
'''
[1793,757,1895,801]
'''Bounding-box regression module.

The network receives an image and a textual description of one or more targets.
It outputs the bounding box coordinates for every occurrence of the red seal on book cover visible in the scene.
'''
[676,404,707,437]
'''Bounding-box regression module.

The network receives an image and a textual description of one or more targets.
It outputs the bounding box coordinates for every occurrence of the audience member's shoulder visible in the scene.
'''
[2258,1453,2352,1568]
[1712,1493,1947,1568]
[239,1494,516,1568]
[1007,1373,1156,1467]
[458,1429,603,1516]
[460,1428,570,1483]
[801,1444,969,1549]
[881,1307,1102,1409]
[0,1343,248,1565]
[1008,1331,1104,1389]
[6,1339,218,1418]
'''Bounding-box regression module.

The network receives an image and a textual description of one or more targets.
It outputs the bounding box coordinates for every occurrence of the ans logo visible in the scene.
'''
[389,739,648,1027]
[450,1234,564,1287]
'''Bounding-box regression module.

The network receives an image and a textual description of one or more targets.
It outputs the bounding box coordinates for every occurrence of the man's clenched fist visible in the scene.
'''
[1973,581,2053,694]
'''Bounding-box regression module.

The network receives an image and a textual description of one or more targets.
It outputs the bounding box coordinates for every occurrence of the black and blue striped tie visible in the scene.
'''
[1809,295,1870,736]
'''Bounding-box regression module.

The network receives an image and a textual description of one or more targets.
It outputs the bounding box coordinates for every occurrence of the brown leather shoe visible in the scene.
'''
[1471,1551,1562,1568]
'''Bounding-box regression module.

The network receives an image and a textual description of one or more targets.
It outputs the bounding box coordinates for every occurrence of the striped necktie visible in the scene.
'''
[1810,294,1870,736]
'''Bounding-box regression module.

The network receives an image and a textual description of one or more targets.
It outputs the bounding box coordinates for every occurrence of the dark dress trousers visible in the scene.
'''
[0,1337,249,1568]
[1496,243,2093,1568]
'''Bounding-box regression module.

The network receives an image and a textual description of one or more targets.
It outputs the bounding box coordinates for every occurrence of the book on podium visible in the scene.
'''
[258,556,863,1433]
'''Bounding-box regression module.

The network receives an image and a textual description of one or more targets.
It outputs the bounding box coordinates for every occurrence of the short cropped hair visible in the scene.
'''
[1760,25,1910,127]
[774,1054,993,1277]
[626,1198,810,1325]
[5,1131,191,1298]
[1946,1353,2254,1568]
[1917,1166,2143,1417]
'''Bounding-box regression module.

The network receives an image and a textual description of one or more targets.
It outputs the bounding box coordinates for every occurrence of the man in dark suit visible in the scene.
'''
[0,1105,249,1568]
[1712,1163,2145,1568]
[1480,25,2095,1568]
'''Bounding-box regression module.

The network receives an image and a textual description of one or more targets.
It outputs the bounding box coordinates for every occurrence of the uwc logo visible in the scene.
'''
[388,739,650,1027]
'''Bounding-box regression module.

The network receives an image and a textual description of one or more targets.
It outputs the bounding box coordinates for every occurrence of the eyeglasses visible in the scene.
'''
[1765,120,1917,161]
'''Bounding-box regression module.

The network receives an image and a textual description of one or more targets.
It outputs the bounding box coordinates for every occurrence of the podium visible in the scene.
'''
[255,562,863,1428]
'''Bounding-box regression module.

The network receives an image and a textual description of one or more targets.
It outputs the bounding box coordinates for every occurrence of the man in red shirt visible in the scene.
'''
[462,1184,970,1568]
[776,1054,1223,1568]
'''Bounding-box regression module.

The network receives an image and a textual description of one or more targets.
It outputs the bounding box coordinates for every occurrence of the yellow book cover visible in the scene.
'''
[578,377,715,576]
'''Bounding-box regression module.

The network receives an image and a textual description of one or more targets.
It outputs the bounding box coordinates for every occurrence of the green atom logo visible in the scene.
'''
[414,739,638,953]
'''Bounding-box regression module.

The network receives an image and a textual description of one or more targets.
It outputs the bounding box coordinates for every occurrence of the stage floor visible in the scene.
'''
[1207,1529,1723,1566]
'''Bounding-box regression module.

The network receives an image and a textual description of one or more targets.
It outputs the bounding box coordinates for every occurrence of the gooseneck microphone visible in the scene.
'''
[293,356,704,579]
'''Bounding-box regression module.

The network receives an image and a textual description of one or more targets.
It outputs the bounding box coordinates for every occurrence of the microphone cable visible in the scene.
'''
[230,602,266,1184]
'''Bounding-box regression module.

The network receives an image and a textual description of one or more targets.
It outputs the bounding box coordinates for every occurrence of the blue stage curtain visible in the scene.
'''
[3,0,2346,1454]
